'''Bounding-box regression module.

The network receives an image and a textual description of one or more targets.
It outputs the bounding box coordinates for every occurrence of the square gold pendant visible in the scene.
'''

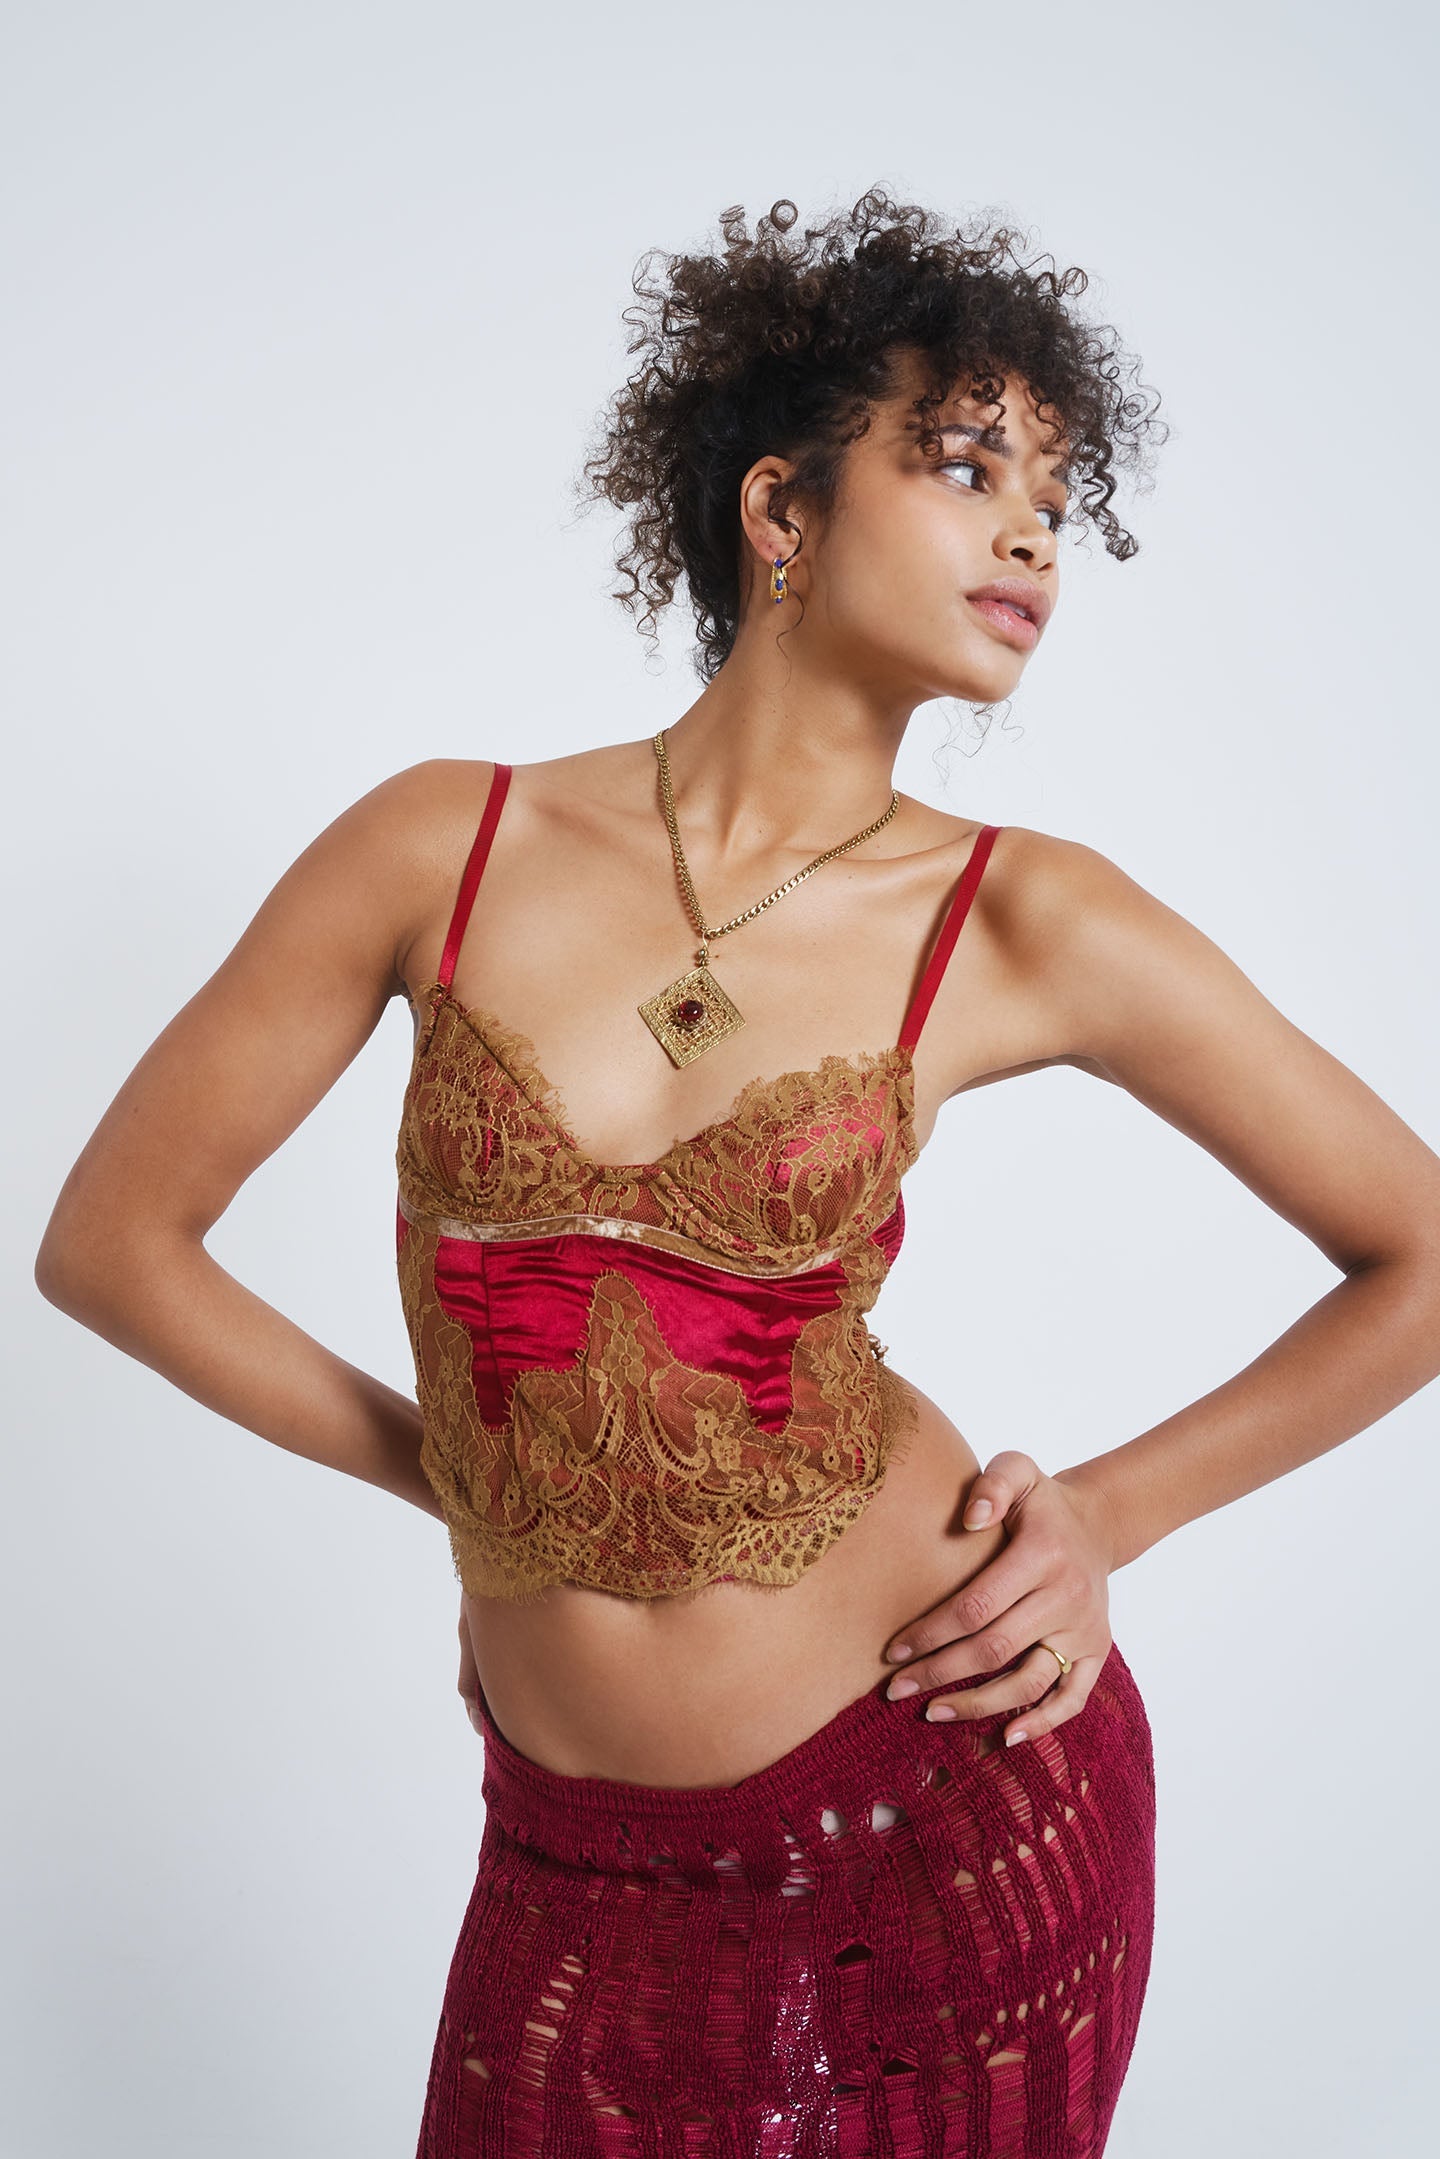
[637,967,747,1068]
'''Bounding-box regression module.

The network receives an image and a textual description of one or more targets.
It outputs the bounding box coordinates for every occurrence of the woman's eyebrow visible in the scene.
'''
[937,420,1072,485]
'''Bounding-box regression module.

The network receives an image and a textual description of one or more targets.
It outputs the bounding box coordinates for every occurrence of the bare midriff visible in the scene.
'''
[466,1371,1009,1789]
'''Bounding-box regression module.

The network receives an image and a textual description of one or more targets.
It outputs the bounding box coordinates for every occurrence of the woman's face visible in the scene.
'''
[759,351,1072,707]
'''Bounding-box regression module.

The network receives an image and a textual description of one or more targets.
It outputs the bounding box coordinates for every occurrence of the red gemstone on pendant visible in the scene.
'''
[674,997,706,1027]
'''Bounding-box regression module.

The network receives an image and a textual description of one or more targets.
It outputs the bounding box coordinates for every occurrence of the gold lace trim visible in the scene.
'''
[398,983,917,1259]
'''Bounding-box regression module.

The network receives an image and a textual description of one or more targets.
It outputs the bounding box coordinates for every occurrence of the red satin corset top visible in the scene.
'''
[394,762,1002,1604]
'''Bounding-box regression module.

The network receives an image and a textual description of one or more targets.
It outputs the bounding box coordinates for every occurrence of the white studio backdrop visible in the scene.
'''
[3,2,1436,2152]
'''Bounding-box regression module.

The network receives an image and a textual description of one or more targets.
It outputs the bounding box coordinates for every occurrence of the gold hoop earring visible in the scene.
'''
[769,555,789,606]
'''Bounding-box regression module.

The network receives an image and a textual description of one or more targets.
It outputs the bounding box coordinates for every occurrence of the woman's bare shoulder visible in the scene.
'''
[976,819,1290,1093]
[256,757,512,1008]
[896,812,1123,947]
[979,821,1440,1271]
[933,821,1163,1091]
[980,821,1209,987]
[976,820,1134,940]
[383,744,641,848]
[361,755,502,863]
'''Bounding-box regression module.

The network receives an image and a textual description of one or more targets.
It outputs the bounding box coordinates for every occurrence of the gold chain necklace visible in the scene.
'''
[636,727,901,1068]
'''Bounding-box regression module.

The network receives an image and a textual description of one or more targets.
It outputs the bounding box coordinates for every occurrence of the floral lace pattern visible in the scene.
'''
[395,982,923,1602]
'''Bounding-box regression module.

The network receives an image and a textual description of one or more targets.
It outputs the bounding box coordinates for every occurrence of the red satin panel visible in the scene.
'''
[433,1229,860,1433]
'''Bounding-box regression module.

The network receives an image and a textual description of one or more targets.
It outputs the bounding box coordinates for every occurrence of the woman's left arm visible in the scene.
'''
[883,836,1440,1740]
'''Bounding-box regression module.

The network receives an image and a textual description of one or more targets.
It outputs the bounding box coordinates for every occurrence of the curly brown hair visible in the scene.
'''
[575,186,1167,686]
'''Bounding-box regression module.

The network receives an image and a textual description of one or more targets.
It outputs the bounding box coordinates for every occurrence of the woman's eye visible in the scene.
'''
[937,457,1067,533]
[937,455,985,491]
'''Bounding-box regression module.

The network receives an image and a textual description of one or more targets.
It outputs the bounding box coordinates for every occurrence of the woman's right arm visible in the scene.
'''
[33,757,491,1520]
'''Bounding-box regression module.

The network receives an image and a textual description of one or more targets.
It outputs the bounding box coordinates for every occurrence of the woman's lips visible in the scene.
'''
[966,596,1040,650]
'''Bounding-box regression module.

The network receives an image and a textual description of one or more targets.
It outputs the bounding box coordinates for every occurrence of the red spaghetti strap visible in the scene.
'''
[437,762,513,991]
[897,823,1002,1050]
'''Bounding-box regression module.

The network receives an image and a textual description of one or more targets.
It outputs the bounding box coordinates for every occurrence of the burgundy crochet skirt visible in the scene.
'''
[414,1641,1157,2158]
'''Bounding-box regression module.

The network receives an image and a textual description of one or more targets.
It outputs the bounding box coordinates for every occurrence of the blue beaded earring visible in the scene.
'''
[769,554,789,606]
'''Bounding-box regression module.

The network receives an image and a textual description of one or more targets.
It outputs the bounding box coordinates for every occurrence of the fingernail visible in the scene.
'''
[965,1500,993,1526]
[887,1643,913,1662]
[1005,1727,1029,1747]
[926,1704,958,1721]
[887,1677,919,1700]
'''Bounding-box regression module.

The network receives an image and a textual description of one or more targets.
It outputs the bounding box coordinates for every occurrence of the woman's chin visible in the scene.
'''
[931,658,1026,703]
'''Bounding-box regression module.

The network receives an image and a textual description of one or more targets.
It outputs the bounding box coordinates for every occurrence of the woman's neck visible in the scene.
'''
[659,666,914,859]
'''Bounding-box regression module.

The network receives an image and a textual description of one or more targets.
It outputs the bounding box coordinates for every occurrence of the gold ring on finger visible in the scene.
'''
[1037,1641,1072,1676]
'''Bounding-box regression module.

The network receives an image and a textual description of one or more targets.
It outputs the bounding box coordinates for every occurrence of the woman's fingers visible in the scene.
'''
[884,1452,1050,1667]
[879,1453,1115,1747]
[885,1536,1068,1672]
[990,1652,1101,1746]
[957,1447,1043,1531]
[926,1647,1103,1746]
[886,1586,1073,1699]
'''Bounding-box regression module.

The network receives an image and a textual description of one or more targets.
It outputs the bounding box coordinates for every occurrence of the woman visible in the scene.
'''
[35,189,1440,2156]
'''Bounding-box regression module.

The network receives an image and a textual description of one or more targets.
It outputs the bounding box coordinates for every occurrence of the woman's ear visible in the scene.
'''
[737,454,804,578]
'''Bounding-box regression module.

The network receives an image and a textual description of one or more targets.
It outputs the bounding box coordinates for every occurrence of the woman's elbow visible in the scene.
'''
[34,1208,112,1317]
[33,1190,176,1319]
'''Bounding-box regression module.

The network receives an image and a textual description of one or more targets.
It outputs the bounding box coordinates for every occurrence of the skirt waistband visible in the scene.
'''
[472,1648,1141,1886]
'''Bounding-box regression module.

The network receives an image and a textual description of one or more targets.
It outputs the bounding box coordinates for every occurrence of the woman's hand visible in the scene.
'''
[881,1450,1119,1747]
[458,1596,483,1737]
